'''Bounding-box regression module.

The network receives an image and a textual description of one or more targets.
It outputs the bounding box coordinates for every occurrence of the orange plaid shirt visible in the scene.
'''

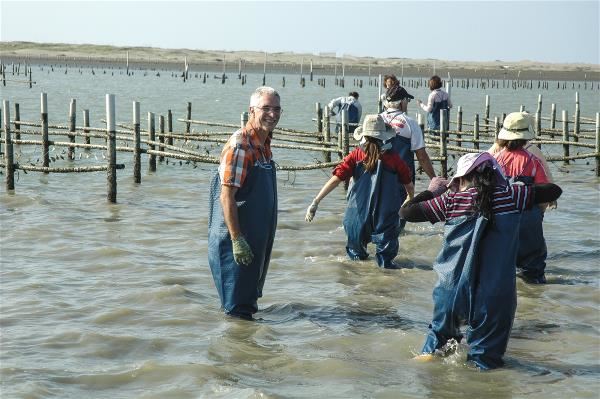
[218,122,273,188]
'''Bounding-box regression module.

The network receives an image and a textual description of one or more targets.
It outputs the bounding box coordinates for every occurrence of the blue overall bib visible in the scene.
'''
[427,98,449,131]
[422,212,521,369]
[343,160,405,268]
[208,160,277,319]
[516,205,547,283]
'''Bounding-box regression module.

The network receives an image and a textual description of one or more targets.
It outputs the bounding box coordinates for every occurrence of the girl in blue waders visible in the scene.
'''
[400,152,562,369]
[305,114,415,269]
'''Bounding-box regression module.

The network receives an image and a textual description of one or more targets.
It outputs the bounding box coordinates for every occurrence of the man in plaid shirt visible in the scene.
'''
[208,87,281,320]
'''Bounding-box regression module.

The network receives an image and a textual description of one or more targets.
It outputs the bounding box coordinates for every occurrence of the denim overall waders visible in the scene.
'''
[422,212,521,369]
[343,160,405,268]
[208,159,277,319]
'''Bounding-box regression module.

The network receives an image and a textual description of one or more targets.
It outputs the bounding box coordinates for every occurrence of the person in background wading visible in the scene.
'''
[400,152,562,370]
[208,86,281,320]
[417,75,452,131]
[305,114,414,269]
[328,91,362,134]
[488,111,555,284]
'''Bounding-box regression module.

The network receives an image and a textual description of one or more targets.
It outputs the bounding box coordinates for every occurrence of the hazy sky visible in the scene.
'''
[1,0,598,64]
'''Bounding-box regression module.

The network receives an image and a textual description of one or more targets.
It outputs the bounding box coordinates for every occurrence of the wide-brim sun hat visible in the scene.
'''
[447,152,507,190]
[353,114,395,142]
[498,112,535,140]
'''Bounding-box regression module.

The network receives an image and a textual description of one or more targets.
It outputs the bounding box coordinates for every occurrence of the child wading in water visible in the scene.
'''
[306,114,414,269]
[400,152,562,369]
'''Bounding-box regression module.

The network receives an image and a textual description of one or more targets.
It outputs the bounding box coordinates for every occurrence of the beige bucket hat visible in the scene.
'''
[353,114,395,142]
[498,112,535,140]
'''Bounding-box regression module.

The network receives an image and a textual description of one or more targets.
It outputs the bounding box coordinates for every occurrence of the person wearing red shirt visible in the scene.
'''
[305,114,414,269]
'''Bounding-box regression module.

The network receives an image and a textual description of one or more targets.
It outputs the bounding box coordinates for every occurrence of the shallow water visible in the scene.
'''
[1,66,599,398]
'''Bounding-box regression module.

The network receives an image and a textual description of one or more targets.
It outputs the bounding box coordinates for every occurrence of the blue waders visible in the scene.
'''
[517,206,547,283]
[421,212,521,369]
[343,160,405,268]
[427,98,449,131]
[208,160,277,319]
[391,135,414,232]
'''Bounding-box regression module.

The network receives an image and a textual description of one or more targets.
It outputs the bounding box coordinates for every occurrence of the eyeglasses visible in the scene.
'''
[255,106,283,114]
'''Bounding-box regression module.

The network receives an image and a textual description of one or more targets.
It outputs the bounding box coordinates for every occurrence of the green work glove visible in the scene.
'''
[305,200,319,222]
[232,236,253,266]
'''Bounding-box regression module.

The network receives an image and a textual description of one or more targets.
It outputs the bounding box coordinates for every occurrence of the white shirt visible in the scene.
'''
[419,89,452,113]
[380,108,425,151]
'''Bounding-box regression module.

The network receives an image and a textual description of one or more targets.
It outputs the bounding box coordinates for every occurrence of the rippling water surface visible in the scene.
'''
[1,66,599,398]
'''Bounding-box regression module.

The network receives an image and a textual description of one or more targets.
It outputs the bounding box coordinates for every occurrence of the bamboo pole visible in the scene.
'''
[133,101,141,183]
[3,100,14,190]
[68,99,76,160]
[562,110,569,165]
[41,93,49,171]
[106,94,117,203]
[148,112,156,172]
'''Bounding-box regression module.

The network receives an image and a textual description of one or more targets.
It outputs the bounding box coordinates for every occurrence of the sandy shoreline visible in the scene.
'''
[1,41,599,81]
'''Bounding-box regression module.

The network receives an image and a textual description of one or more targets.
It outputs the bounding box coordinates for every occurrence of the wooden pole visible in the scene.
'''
[418,113,425,134]
[148,112,156,172]
[440,109,448,177]
[456,106,462,147]
[574,103,580,143]
[341,109,349,156]
[68,99,76,160]
[484,95,490,134]
[550,103,556,129]
[133,101,141,183]
[378,74,383,112]
[185,102,192,135]
[494,116,500,139]
[324,105,333,158]
[159,115,165,162]
[14,103,20,140]
[83,109,90,146]
[241,111,248,128]
[3,100,14,190]
[106,94,117,203]
[41,93,50,171]
[167,110,173,146]
[562,110,569,165]
[595,112,599,177]
[474,114,480,150]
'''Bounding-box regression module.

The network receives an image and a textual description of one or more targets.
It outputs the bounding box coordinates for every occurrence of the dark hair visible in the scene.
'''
[429,75,443,90]
[349,91,359,99]
[496,139,527,150]
[463,165,496,227]
[384,74,399,86]
[363,136,382,173]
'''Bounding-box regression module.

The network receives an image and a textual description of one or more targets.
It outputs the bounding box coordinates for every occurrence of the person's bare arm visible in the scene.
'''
[415,148,436,179]
[220,185,242,239]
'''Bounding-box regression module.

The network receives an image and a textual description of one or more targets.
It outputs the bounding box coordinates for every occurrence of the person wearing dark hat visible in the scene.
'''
[417,75,452,131]
[400,152,563,370]
[380,83,436,185]
[489,112,553,284]
[305,114,414,269]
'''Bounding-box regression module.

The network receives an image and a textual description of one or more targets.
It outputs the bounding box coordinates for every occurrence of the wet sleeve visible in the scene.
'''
[533,183,562,204]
